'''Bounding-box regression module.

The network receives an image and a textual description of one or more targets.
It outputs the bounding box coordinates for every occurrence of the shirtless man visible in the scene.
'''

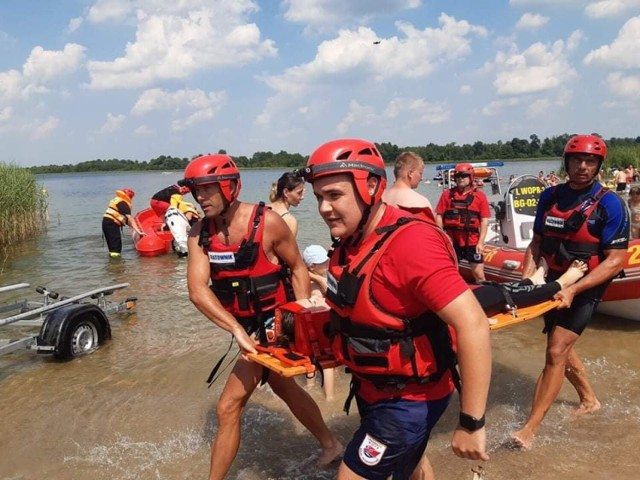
[614,167,628,193]
[382,151,434,218]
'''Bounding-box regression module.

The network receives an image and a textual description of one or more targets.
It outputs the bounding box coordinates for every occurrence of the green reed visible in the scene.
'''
[0,162,49,246]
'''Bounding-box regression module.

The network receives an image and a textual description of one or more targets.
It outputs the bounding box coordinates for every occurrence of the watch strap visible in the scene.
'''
[459,412,485,431]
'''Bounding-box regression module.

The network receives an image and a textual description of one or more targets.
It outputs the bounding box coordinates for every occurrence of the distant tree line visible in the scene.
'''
[28,134,640,174]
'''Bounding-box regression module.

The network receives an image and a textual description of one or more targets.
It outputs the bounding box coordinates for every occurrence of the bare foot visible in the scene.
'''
[528,257,549,286]
[510,427,535,450]
[556,260,588,289]
[317,439,344,467]
[573,398,601,416]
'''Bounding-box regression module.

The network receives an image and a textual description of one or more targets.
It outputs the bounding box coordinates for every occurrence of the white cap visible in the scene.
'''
[303,245,329,266]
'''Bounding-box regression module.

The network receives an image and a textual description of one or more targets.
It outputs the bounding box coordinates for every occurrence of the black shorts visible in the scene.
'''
[453,245,483,264]
[616,182,627,192]
[543,275,611,335]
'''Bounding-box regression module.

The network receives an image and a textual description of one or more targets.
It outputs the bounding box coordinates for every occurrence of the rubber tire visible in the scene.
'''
[54,314,102,360]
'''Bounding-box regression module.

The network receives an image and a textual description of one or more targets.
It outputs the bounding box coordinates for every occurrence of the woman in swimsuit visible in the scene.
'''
[269,172,305,238]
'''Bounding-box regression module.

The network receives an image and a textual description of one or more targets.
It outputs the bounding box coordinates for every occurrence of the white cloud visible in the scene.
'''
[263,14,486,93]
[336,97,449,136]
[460,85,472,94]
[133,124,154,136]
[257,14,485,137]
[0,70,23,102]
[87,0,134,24]
[131,88,227,132]
[492,39,577,95]
[526,98,551,117]
[605,71,640,98]
[0,44,86,104]
[31,116,60,139]
[567,30,585,53]
[68,17,84,32]
[515,13,549,30]
[482,97,522,116]
[336,101,376,135]
[509,0,582,5]
[23,44,86,83]
[86,1,275,89]
[283,0,421,31]
[585,0,640,18]
[0,106,12,122]
[100,113,126,133]
[385,97,450,124]
[583,16,640,68]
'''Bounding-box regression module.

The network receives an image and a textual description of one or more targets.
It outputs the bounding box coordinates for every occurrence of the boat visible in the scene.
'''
[454,173,640,321]
[436,161,504,195]
[130,208,174,256]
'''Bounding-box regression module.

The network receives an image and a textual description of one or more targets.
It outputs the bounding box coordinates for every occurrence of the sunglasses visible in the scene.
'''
[454,173,471,179]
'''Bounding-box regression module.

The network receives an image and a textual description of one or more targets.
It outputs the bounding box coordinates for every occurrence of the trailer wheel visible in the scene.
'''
[55,314,101,359]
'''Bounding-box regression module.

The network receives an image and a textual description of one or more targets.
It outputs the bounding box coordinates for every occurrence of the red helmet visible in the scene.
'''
[122,188,135,199]
[563,134,607,173]
[180,154,241,203]
[454,163,475,183]
[302,139,386,206]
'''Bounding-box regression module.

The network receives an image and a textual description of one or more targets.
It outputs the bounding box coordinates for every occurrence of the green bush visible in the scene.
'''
[0,162,48,246]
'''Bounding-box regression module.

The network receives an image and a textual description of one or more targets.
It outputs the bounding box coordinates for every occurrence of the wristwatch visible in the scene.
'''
[459,412,485,431]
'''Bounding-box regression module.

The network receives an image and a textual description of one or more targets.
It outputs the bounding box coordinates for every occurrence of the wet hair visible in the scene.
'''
[269,172,304,202]
[276,310,296,346]
[393,151,423,179]
[630,186,640,196]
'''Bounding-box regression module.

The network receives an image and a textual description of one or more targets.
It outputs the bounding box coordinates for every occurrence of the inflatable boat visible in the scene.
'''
[457,174,640,321]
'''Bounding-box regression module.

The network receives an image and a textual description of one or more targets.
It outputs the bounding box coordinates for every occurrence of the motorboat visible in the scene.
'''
[455,174,639,321]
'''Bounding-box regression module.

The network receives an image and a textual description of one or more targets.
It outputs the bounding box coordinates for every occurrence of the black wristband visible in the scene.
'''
[459,412,485,431]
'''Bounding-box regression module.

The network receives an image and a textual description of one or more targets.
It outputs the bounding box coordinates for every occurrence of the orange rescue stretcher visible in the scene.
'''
[247,302,340,377]
[249,299,561,377]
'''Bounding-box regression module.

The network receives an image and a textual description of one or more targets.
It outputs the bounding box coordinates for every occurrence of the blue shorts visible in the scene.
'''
[343,394,452,480]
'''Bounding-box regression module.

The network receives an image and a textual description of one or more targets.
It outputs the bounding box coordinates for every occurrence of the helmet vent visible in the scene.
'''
[336,151,352,160]
[358,147,379,157]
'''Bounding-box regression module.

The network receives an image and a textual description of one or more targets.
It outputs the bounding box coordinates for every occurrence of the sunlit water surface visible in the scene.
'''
[0,161,638,479]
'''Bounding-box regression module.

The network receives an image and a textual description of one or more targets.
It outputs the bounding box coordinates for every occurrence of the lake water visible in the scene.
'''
[1,159,639,480]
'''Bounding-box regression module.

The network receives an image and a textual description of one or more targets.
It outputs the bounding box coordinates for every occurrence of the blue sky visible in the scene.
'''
[1,0,639,167]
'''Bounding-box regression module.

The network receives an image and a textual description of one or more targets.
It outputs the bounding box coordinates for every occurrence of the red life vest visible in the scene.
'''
[326,215,458,393]
[200,202,292,332]
[540,185,609,272]
[441,188,481,246]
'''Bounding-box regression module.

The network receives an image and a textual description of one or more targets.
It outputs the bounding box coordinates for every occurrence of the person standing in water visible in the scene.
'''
[435,163,491,282]
[102,188,144,258]
[381,151,433,218]
[181,154,342,480]
[269,172,305,238]
[511,134,630,450]
[301,138,491,480]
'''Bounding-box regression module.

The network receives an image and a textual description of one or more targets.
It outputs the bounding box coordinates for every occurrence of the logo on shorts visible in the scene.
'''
[545,216,564,229]
[358,433,387,466]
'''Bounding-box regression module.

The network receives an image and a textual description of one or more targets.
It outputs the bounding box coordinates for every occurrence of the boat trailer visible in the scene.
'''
[0,283,137,360]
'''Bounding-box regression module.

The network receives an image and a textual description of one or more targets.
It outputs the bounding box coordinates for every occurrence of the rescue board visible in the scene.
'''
[488,299,560,330]
[247,352,341,377]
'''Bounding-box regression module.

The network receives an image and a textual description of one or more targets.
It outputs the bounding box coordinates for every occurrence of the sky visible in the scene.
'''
[1,0,640,167]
